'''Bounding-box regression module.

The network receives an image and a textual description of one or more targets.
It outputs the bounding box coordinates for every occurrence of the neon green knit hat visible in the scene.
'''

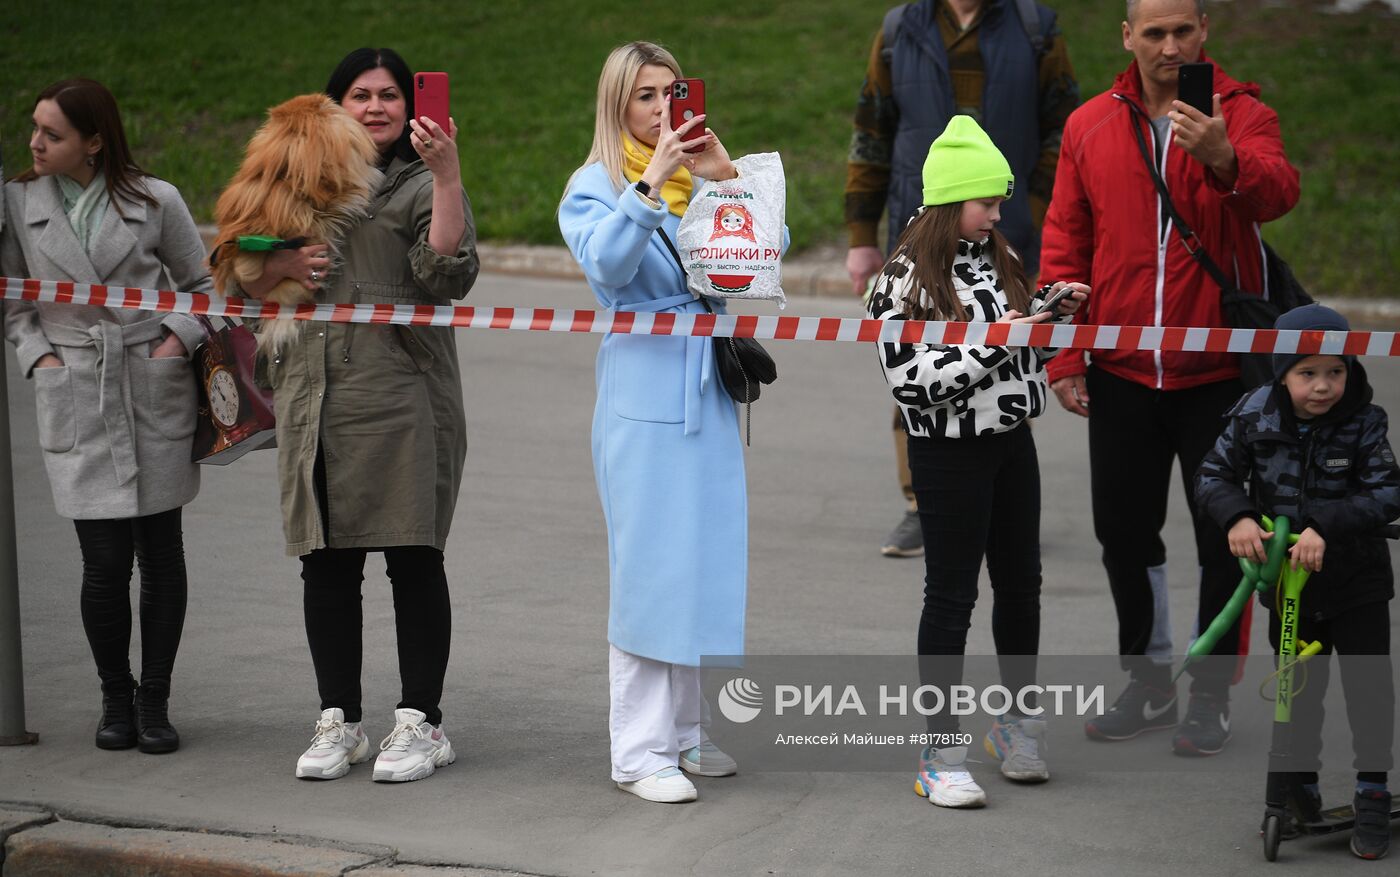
[921,115,1015,206]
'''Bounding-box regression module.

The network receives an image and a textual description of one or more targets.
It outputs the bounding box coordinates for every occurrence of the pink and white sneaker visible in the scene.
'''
[295,707,371,780]
[372,708,456,783]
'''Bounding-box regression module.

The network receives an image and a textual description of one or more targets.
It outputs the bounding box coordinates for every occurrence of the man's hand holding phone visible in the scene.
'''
[1170,63,1237,185]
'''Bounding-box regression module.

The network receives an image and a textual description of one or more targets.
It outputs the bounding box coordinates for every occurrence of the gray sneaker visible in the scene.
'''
[881,510,923,557]
[985,715,1049,782]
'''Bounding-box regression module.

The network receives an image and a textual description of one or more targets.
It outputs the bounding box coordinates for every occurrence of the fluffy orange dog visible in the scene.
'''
[212,94,382,352]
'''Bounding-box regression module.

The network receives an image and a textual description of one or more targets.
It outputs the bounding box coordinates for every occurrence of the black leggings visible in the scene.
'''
[73,508,187,693]
[1086,367,1243,695]
[301,546,452,725]
[908,425,1042,733]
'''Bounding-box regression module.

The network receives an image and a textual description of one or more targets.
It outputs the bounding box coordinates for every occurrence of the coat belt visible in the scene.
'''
[59,319,168,485]
[616,293,713,435]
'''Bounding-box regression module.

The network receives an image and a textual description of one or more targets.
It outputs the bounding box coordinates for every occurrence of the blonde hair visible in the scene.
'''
[564,41,682,199]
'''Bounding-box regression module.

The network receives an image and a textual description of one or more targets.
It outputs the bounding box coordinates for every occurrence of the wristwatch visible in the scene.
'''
[635,179,653,198]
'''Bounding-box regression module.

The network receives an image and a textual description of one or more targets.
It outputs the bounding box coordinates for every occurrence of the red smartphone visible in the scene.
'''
[669,78,706,153]
[414,71,451,133]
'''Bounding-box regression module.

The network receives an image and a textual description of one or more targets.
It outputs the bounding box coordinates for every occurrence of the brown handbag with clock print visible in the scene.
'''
[191,315,277,464]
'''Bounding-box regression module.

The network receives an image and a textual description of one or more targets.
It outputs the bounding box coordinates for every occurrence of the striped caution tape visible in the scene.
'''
[3,276,1396,356]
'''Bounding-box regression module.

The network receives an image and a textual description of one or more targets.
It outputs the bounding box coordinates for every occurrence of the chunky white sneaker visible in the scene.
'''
[617,766,698,803]
[372,708,455,783]
[295,708,371,780]
[984,715,1050,782]
[680,741,738,777]
[914,745,987,808]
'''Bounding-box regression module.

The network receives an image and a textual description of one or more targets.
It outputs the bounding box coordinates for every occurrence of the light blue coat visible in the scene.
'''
[559,163,747,666]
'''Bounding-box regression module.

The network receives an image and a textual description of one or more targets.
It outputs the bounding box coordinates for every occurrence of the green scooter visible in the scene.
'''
[1177,515,1400,861]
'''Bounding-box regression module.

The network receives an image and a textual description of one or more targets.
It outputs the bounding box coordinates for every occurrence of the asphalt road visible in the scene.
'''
[1,274,1396,875]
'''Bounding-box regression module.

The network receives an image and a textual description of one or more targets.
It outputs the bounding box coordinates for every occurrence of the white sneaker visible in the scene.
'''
[914,745,987,808]
[372,708,455,783]
[985,715,1050,782]
[680,741,738,777]
[295,708,371,780]
[617,766,698,803]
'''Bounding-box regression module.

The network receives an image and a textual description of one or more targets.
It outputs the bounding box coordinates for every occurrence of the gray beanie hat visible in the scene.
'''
[1272,304,1353,381]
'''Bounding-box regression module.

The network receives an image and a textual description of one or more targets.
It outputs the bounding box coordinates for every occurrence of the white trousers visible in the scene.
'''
[609,644,711,782]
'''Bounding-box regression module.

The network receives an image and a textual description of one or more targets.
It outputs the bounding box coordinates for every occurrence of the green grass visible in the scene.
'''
[3,0,1397,295]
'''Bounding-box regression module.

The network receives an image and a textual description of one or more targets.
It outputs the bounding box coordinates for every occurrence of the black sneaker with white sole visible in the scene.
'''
[1084,679,1178,741]
[1351,788,1393,860]
[1171,693,1231,756]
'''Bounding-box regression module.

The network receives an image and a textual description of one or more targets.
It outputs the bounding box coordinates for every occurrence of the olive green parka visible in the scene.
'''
[265,157,478,556]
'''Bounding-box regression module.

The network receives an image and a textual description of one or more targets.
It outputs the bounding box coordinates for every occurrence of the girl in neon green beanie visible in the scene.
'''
[868,115,1090,810]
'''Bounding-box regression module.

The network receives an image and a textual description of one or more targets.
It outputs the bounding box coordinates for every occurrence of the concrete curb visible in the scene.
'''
[0,806,545,877]
[193,225,1399,324]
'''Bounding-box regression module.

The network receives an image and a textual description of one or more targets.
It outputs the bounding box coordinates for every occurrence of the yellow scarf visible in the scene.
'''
[622,136,692,218]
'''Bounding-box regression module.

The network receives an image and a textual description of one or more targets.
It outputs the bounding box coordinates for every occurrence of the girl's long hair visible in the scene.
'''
[563,41,682,200]
[891,203,1031,322]
[13,78,156,213]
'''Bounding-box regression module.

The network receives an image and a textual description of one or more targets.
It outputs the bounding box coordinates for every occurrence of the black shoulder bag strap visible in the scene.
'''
[1126,105,1237,298]
[654,226,759,446]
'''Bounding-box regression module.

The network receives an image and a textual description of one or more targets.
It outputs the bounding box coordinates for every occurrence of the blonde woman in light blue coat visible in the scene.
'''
[559,41,752,804]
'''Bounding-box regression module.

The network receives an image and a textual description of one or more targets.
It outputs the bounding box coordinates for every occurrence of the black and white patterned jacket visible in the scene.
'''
[1194,364,1400,619]
[870,239,1064,439]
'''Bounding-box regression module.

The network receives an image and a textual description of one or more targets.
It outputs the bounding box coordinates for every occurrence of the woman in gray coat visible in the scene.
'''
[1,79,211,754]
[237,49,478,784]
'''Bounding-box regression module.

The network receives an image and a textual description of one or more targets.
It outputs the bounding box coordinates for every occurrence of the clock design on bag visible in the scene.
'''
[206,365,240,429]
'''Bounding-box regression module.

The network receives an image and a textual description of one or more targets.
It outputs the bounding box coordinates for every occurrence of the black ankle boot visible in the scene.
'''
[96,677,137,750]
[135,682,180,754]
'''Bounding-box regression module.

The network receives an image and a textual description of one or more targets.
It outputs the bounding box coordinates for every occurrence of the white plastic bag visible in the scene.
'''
[678,152,786,308]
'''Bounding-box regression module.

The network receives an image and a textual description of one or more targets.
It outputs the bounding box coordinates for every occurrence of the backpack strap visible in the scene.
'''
[879,3,910,67]
[1014,0,1046,57]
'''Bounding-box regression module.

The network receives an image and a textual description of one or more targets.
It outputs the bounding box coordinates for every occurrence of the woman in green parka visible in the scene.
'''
[238,47,478,784]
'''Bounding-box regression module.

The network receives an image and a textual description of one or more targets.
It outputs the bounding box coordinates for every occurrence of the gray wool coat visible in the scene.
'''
[1,174,212,520]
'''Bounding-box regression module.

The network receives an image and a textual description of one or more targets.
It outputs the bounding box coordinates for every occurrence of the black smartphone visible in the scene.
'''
[1032,285,1076,318]
[1177,62,1214,117]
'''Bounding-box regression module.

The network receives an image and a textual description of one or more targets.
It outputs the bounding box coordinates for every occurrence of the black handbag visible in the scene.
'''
[1129,111,1313,388]
[655,228,776,443]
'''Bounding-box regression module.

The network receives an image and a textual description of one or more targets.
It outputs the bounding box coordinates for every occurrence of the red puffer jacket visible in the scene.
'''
[1043,54,1299,391]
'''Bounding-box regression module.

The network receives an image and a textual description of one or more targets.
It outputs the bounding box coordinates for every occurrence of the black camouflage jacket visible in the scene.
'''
[1194,362,1400,620]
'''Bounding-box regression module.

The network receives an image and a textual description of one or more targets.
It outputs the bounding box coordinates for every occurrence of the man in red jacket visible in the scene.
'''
[1042,0,1299,755]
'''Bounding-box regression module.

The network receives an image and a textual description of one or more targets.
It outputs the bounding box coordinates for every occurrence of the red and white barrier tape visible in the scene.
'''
[4,276,1396,356]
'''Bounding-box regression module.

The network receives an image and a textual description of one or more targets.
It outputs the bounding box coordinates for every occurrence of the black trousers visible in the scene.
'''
[301,546,452,725]
[73,508,187,693]
[1086,367,1243,696]
[908,424,1042,733]
[1267,601,1392,782]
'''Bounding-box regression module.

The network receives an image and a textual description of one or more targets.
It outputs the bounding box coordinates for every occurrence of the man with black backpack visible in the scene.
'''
[1042,0,1300,756]
[844,0,1079,559]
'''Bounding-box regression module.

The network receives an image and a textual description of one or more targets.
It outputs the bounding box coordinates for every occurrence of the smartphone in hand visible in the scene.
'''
[1031,284,1076,318]
[669,78,706,153]
[414,71,451,133]
[1177,62,1214,116]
